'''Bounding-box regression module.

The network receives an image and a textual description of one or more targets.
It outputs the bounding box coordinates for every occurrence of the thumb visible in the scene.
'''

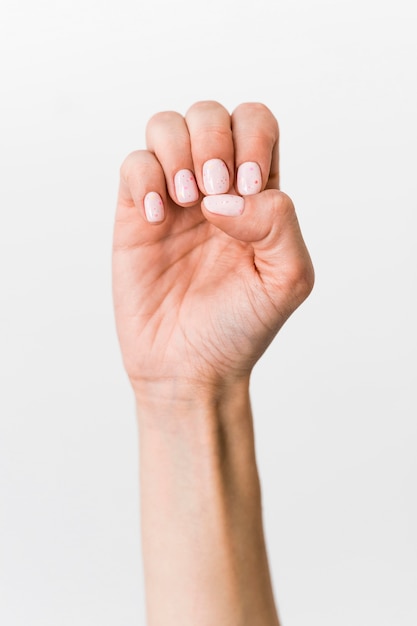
[201,189,315,307]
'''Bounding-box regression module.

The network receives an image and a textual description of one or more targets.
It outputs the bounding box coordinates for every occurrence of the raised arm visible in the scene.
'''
[112,101,314,625]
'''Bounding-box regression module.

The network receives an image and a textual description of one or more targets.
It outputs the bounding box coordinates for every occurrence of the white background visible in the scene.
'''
[0,0,416,624]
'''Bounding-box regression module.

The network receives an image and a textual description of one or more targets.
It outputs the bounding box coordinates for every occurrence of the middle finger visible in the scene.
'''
[185,101,234,196]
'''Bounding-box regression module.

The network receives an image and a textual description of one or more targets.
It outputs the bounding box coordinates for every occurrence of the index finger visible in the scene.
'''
[231,103,280,193]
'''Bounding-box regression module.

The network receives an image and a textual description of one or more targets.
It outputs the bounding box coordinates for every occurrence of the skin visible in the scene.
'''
[112,101,314,625]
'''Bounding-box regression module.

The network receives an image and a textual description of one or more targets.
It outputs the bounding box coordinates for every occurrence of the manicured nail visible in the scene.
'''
[144,192,164,222]
[174,169,199,203]
[237,162,262,196]
[203,194,244,216]
[203,159,230,194]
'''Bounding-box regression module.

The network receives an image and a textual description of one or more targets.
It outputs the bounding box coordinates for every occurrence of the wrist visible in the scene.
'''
[132,374,252,428]
[135,374,260,508]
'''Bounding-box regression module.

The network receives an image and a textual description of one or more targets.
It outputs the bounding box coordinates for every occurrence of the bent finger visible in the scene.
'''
[146,111,200,206]
[185,101,234,195]
[114,150,170,250]
[231,103,280,194]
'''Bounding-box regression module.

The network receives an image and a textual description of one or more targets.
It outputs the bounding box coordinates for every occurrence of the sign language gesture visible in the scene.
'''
[113,101,314,397]
[113,102,314,625]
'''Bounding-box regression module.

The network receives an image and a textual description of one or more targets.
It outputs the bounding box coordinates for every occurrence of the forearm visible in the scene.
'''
[136,379,280,626]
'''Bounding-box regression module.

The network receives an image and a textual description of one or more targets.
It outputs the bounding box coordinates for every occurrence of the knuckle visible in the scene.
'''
[187,100,226,115]
[284,258,315,302]
[235,101,271,115]
[278,190,295,215]
[119,150,139,182]
[191,125,231,142]
[146,110,182,134]
[119,149,149,184]
[234,102,279,137]
[274,191,315,301]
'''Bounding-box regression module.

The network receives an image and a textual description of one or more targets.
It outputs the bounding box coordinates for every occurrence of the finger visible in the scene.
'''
[201,190,314,308]
[114,150,169,249]
[185,101,234,195]
[231,102,280,194]
[146,111,200,206]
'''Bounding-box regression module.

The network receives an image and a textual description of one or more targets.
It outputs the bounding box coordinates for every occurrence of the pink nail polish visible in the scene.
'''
[237,162,262,196]
[144,192,164,222]
[174,169,199,203]
[203,159,230,195]
[203,194,244,216]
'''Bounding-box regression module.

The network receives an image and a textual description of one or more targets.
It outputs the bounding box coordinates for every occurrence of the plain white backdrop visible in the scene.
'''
[1,0,415,624]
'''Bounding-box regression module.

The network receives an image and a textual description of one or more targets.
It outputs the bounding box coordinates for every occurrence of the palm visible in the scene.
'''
[113,198,281,385]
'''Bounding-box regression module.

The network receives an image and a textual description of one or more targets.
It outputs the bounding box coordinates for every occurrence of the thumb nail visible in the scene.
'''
[203,194,244,216]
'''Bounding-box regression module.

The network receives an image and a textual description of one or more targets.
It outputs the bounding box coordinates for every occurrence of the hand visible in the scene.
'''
[112,101,314,397]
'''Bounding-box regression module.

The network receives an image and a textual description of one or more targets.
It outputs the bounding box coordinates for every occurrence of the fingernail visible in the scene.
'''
[203,194,244,216]
[203,159,230,194]
[144,192,164,222]
[174,169,199,203]
[237,162,262,196]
